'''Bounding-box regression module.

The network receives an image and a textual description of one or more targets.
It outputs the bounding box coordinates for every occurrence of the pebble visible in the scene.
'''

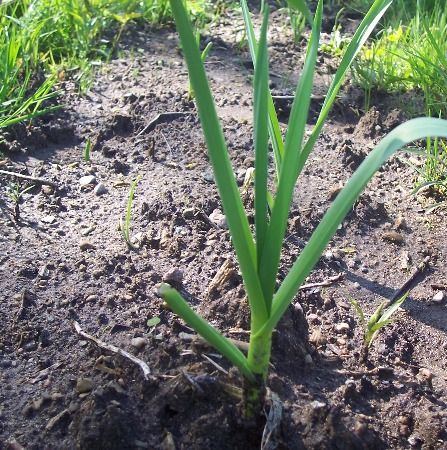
[41,215,56,224]
[79,175,96,186]
[304,354,313,364]
[432,291,445,304]
[183,208,195,219]
[0,359,12,368]
[79,239,96,251]
[417,367,433,382]
[201,171,215,183]
[395,216,407,229]
[311,400,326,410]
[354,420,367,436]
[94,183,106,196]
[85,294,99,303]
[76,378,95,393]
[209,209,227,229]
[130,337,148,350]
[38,265,50,279]
[382,231,404,244]
[163,268,183,284]
[335,323,350,333]
[307,313,320,324]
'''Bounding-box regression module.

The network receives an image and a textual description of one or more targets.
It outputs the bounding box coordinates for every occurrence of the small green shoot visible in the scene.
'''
[5,181,35,220]
[349,292,408,362]
[84,138,92,162]
[120,175,141,249]
[147,317,161,327]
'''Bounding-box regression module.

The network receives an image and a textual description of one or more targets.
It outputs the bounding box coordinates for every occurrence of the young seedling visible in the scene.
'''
[349,292,408,363]
[84,138,92,162]
[5,181,34,220]
[120,175,141,249]
[160,0,447,423]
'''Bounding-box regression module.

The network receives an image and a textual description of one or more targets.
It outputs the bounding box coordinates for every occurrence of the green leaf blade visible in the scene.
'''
[159,284,254,381]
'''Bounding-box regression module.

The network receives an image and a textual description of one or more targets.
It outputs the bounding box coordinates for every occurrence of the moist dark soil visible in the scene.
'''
[1,5,447,450]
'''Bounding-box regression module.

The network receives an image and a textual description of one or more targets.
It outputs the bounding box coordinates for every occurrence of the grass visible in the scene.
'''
[159,0,447,423]
[349,292,408,362]
[0,0,214,132]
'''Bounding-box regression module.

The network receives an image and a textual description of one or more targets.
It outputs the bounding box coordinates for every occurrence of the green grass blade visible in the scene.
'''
[286,0,313,26]
[254,117,447,337]
[169,0,268,327]
[300,0,392,172]
[159,284,254,381]
[257,0,323,307]
[380,291,408,322]
[254,8,269,268]
[240,0,284,170]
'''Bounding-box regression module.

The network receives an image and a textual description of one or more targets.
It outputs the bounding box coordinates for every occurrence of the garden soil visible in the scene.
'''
[1,5,447,450]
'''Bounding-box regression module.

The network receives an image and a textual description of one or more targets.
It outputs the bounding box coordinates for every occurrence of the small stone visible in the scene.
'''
[79,175,96,186]
[41,215,56,224]
[311,400,326,410]
[85,294,98,303]
[432,291,445,304]
[183,208,195,219]
[382,231,404,244]
[163,268,183,284]
[417,367,433,382]
[51,392,64,401]
[79,239,96,251]
[209,209,227,229]
[399,416,411,426]
[395,216,407,229]
[335,323,350,333]
[41,185,54,195]
[94,183,106,196]
[304,354,313,364]
[202,171,215,183]
[307,313,320,324]
[38,265,50,279]
[23,342,38,352]
[408,436,421,447]
[76,378,95,394]
[130,337,148,350]
[124,294,133,301]
[0,359,12,368]
[354,420,367,436]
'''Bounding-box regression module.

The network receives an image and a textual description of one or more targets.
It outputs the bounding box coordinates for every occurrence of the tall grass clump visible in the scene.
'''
[159,0,447,421]
[0,0,213,131]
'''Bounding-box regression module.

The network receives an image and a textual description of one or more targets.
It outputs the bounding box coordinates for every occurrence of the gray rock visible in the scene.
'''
[79,175,96,186]
[130,337,148,350]
[94,183,106,196]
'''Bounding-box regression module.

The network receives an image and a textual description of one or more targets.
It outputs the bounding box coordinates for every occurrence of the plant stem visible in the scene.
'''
[245,329,272,418]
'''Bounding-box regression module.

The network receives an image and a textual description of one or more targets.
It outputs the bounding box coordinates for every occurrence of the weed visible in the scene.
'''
[349,292,408,362]
[5,181,34,220]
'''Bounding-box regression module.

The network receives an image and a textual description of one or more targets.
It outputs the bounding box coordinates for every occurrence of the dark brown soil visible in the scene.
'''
[1,6,447,450]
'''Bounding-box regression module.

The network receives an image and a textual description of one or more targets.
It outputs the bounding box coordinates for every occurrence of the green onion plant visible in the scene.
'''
[159,0,447,419]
